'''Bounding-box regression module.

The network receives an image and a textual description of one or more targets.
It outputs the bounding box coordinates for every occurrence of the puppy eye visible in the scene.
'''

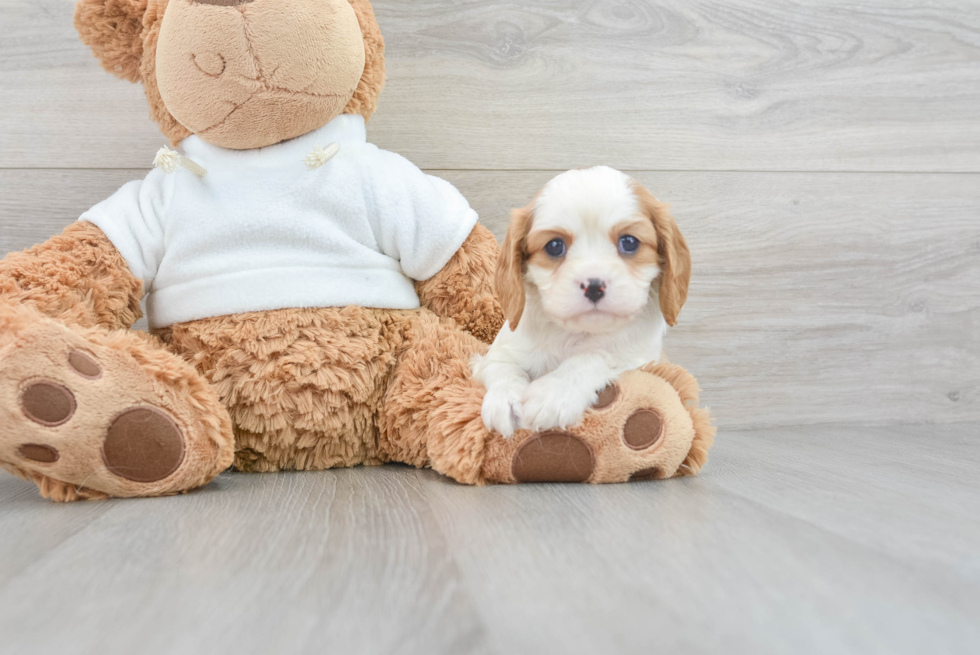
[619,235,640,254]
[545,238,566,258]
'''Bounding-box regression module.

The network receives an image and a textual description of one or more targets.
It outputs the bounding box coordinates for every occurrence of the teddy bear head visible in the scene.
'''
[75,0,386,150]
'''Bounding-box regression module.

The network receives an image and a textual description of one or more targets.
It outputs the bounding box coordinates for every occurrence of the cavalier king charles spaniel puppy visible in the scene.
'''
[473,166,691,437]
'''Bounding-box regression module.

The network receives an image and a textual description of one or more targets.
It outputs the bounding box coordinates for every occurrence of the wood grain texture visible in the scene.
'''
[3,168,977,430]
[421,426,980,655]
[2,0,980,171]
[1,423,978,655]
[0,469,492,655]
[706,423,980,580]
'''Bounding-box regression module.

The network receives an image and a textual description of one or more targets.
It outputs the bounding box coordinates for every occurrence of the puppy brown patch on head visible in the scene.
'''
[630,182,691,326]
[496,204,535,329]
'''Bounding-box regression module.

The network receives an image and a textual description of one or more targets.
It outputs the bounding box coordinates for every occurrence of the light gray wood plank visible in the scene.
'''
[422,440,980,654]
[0,169,139,252]
[0,468,492,655]
[2,0,979,171]
[705,423,980,582]
[1,423,978,655]
[3,168,977,430]
[0,472,115,587]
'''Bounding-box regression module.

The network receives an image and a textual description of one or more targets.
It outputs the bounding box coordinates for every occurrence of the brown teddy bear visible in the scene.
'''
[0,0,714,501]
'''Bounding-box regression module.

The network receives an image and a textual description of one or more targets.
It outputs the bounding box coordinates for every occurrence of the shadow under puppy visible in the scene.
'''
[474,166,691,437]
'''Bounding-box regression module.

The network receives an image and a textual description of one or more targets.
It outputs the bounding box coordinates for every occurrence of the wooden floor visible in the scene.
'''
[1,423,978,654]
[1,0,978,653]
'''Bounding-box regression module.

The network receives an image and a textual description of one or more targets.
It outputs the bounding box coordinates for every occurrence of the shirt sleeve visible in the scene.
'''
[366,147,479,282]
[77,168,173,292]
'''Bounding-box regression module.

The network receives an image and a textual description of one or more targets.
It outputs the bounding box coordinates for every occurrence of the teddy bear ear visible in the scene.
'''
[74,0,150,83]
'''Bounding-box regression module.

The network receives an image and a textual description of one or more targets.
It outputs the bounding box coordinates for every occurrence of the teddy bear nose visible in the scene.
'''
[192,0,255,6]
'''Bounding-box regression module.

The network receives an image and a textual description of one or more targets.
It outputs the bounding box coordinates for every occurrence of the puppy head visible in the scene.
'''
[496,167,690,332]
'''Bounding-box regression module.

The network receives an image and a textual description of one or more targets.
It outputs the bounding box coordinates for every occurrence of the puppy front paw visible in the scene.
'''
[481,387,525,438]
[521,375,599,433]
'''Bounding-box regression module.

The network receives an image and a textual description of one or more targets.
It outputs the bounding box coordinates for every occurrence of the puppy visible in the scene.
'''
[473,166,691,437]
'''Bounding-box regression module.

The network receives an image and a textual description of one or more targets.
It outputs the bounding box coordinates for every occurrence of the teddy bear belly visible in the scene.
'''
[156,305,421,473]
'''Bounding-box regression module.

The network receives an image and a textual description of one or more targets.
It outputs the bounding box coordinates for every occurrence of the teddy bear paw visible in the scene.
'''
[481,370,696,484]
[0,310,233,501]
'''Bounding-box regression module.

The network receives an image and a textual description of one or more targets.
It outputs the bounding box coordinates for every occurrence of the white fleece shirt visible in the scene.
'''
[79,115,478,329]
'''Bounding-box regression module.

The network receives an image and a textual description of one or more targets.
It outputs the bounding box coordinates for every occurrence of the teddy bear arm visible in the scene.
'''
[414,223,505,345]
[0,222,143,331]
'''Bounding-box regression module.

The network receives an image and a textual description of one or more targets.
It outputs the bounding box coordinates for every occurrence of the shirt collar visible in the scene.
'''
[179,114,367,168]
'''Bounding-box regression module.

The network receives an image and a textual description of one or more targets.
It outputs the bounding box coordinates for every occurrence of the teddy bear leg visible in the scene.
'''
[378,311,491,484]
[0,303,234,501]
[381,311,715,484]
[158,306,407,473]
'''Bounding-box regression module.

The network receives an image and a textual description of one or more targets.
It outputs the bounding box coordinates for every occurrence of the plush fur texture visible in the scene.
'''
[159,306,402,472]
[381,309,491,482]
[74,0,148,84]
[414,223,505,345]
[0,222,143,331]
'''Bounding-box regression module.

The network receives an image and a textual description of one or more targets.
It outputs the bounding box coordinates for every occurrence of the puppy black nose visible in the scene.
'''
[582,279,606,303]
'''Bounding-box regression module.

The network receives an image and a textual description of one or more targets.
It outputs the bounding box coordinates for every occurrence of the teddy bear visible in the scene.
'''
[0,0,714,502]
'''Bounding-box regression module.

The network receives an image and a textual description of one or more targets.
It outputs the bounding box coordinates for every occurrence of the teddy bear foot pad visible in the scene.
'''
[481,370,697,484]
[17,381,185,481]
[0,309,232,501]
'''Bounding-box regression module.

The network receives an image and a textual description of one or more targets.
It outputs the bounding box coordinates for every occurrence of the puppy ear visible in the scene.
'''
[496,204,534,330]
[634,183,691,326]
[75,0,150,83]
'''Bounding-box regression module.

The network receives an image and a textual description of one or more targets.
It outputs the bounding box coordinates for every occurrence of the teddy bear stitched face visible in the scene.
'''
[155,0,366,150]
